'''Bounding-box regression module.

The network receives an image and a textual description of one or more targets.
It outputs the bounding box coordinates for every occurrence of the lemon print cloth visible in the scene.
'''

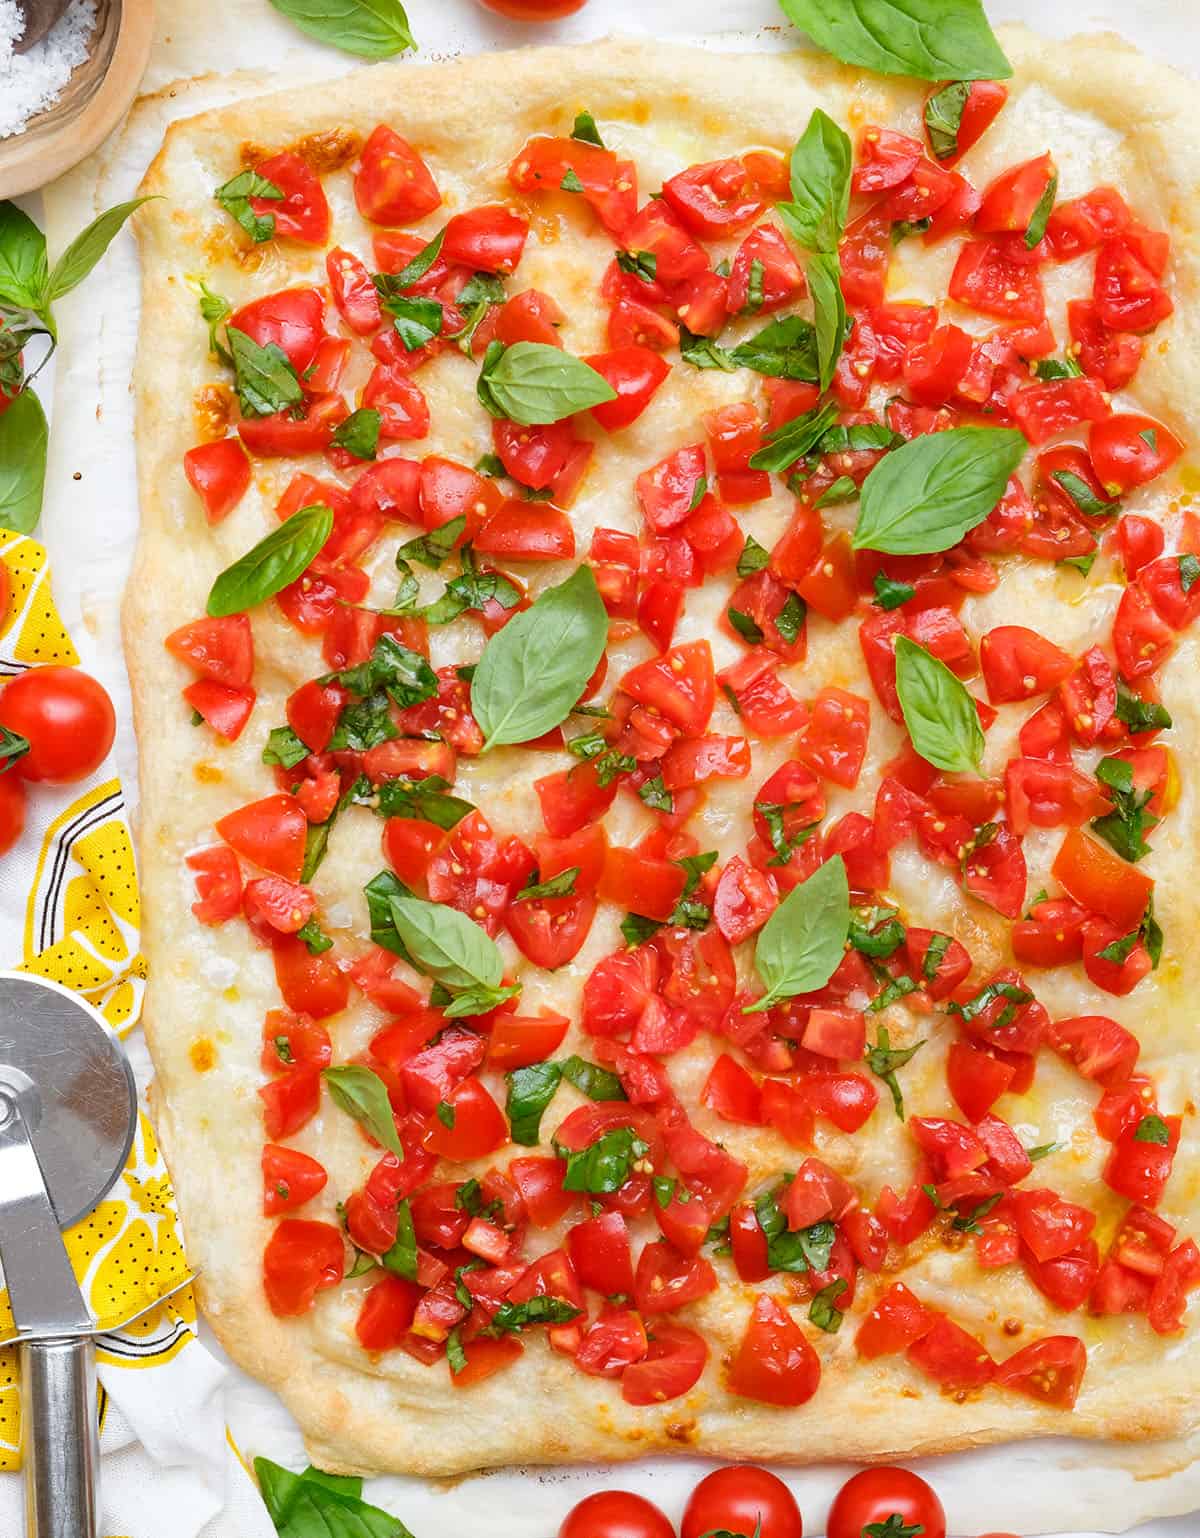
[0,530,270,1538]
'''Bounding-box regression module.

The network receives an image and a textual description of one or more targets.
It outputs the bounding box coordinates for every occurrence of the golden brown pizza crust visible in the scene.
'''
[128,28,1200,1475]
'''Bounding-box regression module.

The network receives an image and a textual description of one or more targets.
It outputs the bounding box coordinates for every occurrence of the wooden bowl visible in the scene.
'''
[0,0,155,198]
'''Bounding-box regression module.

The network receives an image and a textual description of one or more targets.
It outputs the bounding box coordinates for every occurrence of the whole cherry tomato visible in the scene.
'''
[476,0,587,17]
[559,1490,675,1538]
[0,666,116,783]
[0,769,26,854]
[826,1469,946,1538]
[682,1466,802,1538]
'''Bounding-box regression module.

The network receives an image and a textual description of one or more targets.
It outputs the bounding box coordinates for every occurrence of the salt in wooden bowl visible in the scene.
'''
[0,0,155,199]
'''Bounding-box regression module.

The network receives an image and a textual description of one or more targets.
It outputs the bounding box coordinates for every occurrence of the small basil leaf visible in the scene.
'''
[478,340,616,425]
[744,855,849,1013]
[322,1065,404,1158]
[226,325,303,418]
[207,503,333,617]
[214,171,282,243]
[853,426,1027,554]
[384,292,444,351]
[1025,169,1057,250]
[262,725,310,769]
[330,407,381,460]
[471,565,608,750]
[778,0,1012,81]
[561,1055,627,1102]
[729,313,822,381]
[781,107,851,253]
[561,1126,647,1194]
[45,198,152,302]
[388,892,504,992]
[572,110,604,147]
[894,634,984,774]
[749,399,840,473]
[679,325,737,372]
[0,387,47,533]
[267,0,416,58]
[924,79,971,160]
[376,228,445,291]
[0,202,49,309]
[375,775,474,830]
[507,1061,563,1146]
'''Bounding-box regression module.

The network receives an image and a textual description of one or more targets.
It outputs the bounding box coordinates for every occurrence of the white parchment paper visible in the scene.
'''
[36,1,1200,1532]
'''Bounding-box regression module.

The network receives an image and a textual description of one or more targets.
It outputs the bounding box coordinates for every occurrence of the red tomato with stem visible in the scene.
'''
[0,667,115,783]
[826,1468,946,1538]
[681,1467,802,1538]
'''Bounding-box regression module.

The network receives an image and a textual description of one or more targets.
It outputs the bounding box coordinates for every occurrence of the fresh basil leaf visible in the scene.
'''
[1026,1142,1061,1164]
[572,110,604,147]
[750,399,840,473]
[679,325,737,372]
[330,407,381,460]
[375,775,474,830]
[1134,1113,1171,1146]
[515,867,579,902]
[388,891,504,991]
[338,632,438,709]
[1035,355,1084,380]
[1115,680,1171,734]
[1052,469,1117,518]
[637,775,673,813]
[472,565,608,750]
[0,202,49,309]
[193,278,232,359]
[322,1065,404,1158]
[263,725,310,769]
[267,0,416,58]
[737,534,770,577]
[440,981,521,1020]
[380,1199,418,1278]
[363,869,412,956]
[397,516,465,571]
[297,918,333,955]
[1180,553,1200,594]
[489,1296,582,1334]
[207,503,332,617]
[727,607,765,645]
[891,217,933,243]
[302,775,370,882]
[924,79,971,160]
[730,313,823,380]
[778,0,1012,80]
[868,974,918,1014]
[849,907,905,958]
[810,256,846,391]
[0,387,47,533]
[477,340,616,425]
[781,108,852,253]
[255,1457,412,1538]
[329,692,397,752]
[745,855,849,1013]
[384,292,444,351]
[617,249,658,284]
[1059,553,1096,578]
[946,979,1032,1029]
[561,1055,627,1102]
[226,325,303,417]
[377,228,445,291]
[743,256,766,315]
[561,169,586,194]
[755,1186,836,1273]
[507,1061,563,1145]
[866,1025,924,1119]
[818,422,901,454]
[814,474,859,509]
[894,634,984,774]
[774,592,806,646]
[873,572,915,610]
[1092,754,1157,862]
[809,1277,849,1333]
[45,198,151,302]
[621,912,662,947]
[214,170,282,243]
[854,425,1027,554]
[1025,169,1058,249]
[560,1126,648,1193]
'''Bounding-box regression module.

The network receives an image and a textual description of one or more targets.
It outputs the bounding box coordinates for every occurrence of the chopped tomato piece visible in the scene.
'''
[355,125,441,224]
[263,1218,344,1316]
[728,1294,820,1406]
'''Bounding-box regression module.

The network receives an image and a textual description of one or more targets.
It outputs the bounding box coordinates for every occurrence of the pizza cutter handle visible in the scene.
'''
[19,1334,99,1538]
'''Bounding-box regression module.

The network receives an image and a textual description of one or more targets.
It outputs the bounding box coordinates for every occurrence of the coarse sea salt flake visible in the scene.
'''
[0,0,97,142]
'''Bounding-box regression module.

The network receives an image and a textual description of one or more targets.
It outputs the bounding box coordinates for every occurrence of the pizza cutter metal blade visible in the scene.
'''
[0,972,137,1538]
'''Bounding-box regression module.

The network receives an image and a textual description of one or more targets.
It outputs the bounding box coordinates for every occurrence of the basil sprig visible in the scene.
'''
[477,340,616,425]
[894,635,984,774]
[853,426,1027,554]
[267,0,416,58]
[778,0,1012,81]
[775,109,852,391]
[255,1457,412,1538]
[744,855,849,1013]
[207,503,333,617]
[322,1064,405,1158]
[471,565,608,750]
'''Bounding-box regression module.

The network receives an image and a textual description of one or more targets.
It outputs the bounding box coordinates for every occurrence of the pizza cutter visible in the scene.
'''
[0,972,137,1538]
